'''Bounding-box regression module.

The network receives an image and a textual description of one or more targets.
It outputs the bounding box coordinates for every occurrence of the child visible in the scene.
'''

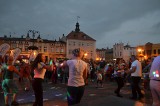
[96,70,103,88]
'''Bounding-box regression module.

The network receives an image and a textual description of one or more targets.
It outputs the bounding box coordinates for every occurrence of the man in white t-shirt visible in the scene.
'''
[127,55,144,100]
[149,56,160,106]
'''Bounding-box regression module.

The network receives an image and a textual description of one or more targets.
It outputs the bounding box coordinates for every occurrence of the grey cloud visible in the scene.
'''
[0,0,160,48]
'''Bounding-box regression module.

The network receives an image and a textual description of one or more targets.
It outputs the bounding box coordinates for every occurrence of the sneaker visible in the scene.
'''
[11,101,19,106]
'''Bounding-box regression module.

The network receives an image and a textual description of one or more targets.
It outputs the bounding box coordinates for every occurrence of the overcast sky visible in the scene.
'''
[0,0,160,48]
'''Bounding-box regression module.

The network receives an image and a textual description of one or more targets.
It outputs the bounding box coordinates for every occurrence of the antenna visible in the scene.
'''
[77,16,80,22]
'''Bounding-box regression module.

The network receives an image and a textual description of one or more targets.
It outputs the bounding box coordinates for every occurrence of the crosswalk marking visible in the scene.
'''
[89,94,96,96]
[18,99,24,102]
[50,87,56,89]
[120,90,130,94]
[55,94,62,96]
[48,82,52,84]
[43,98,48,101]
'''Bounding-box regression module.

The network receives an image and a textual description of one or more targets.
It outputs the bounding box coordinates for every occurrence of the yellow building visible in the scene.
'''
[152,43,160,57]
[137,42,160,60]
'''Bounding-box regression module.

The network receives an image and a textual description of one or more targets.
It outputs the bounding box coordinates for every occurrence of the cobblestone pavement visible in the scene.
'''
[0,79,152,106]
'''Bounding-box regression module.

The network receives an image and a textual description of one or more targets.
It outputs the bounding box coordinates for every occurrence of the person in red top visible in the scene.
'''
[19,61,32,91]
[105,64,113,82]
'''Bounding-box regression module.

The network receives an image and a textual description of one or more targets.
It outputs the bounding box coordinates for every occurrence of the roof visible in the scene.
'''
[124,44,135,48]
[66,31,96,41]
[0,37,66,44]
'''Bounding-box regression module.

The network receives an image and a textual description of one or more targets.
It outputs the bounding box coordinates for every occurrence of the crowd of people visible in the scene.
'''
[0,49,160,106]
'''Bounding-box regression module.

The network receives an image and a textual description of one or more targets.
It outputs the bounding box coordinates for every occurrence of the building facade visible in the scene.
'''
[0,34,66,62]
[106,48,113,62]
[113,43,137,62]
[66,22,96,60]
[96,48,106,61]
[152,43,160,57]
[137,42,160,60]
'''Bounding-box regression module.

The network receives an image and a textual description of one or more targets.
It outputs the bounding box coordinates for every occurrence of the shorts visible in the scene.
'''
[2,79,18,96]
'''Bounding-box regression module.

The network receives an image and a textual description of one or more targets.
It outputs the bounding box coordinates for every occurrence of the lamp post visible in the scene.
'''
[27,30,40,50]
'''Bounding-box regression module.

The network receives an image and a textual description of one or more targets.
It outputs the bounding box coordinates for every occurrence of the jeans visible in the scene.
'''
[67,86,85,105]
[131,76,143,98]
[32,78,43,106]
[115,77,124,95]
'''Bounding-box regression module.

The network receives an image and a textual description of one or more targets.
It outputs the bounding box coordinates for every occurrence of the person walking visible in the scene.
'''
[126,55,144,100]
[149,56,160,106]
[31,53,52,106]
[63,48,88,105]
[1,55,22,106]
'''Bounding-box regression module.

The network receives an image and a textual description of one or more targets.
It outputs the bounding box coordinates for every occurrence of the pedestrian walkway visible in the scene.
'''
[0,79,152,106]
[20,95,150,106]
[79,95,150,106]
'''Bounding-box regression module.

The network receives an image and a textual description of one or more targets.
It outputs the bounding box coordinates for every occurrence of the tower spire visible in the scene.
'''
[75,16,80,32]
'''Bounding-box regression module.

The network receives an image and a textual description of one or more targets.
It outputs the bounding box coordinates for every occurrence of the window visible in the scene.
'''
[158,49,160,54]
[19,41,22,44]
[60,48,64,53]
[12,44,17,48]
[69,50,72,54]
[19,48,22,51]
[56,48,59,53]
[39,46,42,52]
[147,50,152,55]
[25,46,28,51]
[44,47,47,52]
[73,42,75,46]
[153,49,156,54]
[82,43,84,46]
[120,52,122,56]
[51,47,54,52]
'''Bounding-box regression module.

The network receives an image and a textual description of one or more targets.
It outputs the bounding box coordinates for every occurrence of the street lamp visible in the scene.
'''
[84,53,88,57]
[27,30,40,50]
